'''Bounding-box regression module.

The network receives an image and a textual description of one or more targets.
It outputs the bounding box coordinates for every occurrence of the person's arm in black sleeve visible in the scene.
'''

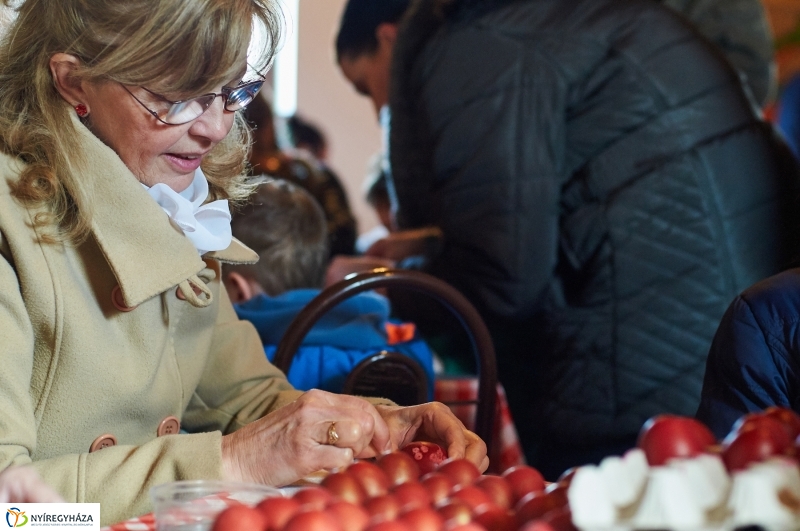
[389,42,565,320]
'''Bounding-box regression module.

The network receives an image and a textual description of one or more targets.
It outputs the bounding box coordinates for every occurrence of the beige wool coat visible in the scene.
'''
[0,115,387,524]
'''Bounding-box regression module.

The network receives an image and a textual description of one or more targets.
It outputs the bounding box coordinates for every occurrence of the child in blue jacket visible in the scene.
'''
[224,179,435,399]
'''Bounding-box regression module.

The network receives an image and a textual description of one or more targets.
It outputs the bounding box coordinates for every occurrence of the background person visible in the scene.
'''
[0,0,487,523]
[224,179,435,399]
[246,94,358,257]
[334,0,800,478]
[355,157,393,253]
[287,113,329,161]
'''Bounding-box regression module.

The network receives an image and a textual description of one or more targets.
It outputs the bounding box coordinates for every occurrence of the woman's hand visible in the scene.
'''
[0,465,64,503]
[221,390,392,486]
[375,402,489,472]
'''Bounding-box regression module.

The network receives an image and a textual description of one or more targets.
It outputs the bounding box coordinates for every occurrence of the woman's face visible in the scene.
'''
[82,77,240,192]
[339,51,392,117]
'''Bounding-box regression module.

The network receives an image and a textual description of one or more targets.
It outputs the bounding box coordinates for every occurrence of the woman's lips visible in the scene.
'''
[164,153,203,172]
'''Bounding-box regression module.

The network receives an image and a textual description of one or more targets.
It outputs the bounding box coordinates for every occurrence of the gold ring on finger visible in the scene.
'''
[327,422,340,445]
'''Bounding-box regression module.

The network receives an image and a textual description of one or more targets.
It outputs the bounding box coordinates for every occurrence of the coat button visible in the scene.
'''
[112,286,137,312]
[157,416,180,437]
[89,434,117,452]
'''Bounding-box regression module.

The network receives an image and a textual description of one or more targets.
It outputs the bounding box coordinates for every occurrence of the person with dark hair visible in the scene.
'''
[287,114,328,160]
[224,179,435,398]
[356,156,394,253]
[245,95,358,257]
[365,168,392,229]
[333,0,800,478]
[335,0,776,109]
[227,179,330,297]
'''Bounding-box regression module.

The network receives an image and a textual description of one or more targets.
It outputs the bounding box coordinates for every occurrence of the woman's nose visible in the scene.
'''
[190,97,233,142]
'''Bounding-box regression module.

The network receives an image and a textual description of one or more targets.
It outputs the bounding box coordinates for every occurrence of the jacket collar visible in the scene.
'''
[70,112,257,308]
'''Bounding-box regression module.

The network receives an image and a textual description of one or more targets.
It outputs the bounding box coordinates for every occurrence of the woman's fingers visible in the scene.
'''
[299,390,391,459]
[375,402,489,471]
[463,431,489,472]
[221,390,394,486]
[312,445,355,472]
[318,420,363,449]
[222,390,488,490]
[312,391,392,455]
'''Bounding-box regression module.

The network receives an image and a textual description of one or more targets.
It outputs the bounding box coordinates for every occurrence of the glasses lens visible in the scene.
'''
[163,95,215,124]
[224,80,264,112]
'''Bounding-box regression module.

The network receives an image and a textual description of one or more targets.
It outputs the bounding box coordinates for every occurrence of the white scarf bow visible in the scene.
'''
[143,168,232,255]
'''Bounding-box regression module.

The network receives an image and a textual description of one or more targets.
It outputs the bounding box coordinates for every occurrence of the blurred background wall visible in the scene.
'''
[293,0,383,236]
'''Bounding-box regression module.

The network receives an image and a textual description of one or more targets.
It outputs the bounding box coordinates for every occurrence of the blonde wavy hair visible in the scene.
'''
[0,0,281,242]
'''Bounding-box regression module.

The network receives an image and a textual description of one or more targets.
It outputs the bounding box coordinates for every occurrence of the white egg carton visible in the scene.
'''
[568,449,800,531]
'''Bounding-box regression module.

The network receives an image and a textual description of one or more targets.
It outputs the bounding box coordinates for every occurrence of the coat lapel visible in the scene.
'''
[71,113,257,308]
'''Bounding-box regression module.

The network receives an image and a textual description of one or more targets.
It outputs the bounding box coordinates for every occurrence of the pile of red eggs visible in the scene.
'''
[211,406,800,531]
[211,442,568,531]
[638,406,800,470]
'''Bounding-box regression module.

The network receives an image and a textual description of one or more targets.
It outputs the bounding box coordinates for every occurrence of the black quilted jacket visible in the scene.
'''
[388,0,800,474]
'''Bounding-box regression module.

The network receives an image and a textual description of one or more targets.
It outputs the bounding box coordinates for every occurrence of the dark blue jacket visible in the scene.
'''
[235,289,435,399]
[779,75,800,159]
[389,0,800,474]
[697,269,800,439]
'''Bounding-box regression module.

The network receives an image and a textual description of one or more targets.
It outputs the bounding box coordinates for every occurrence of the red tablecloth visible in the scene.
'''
[104,492,251,531]
[103,379,525,531]
[107,512,153,531]
[433,377,526,474]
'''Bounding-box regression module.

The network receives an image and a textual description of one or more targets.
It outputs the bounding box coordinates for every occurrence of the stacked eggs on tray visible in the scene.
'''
[570,406,800,531]
[210,407,800,531]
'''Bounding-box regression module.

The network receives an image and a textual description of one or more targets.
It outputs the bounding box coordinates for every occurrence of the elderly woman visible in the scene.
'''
[0,0,487,523]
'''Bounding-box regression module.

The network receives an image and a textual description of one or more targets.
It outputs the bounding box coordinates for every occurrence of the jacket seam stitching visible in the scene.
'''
[170,292,188,407]
[29,217,63,424]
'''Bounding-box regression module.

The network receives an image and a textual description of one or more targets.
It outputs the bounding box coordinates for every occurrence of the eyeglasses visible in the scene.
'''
[121,76,265,125]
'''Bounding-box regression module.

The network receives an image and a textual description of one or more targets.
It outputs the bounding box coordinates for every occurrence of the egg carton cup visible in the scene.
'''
[568,449,800,531]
